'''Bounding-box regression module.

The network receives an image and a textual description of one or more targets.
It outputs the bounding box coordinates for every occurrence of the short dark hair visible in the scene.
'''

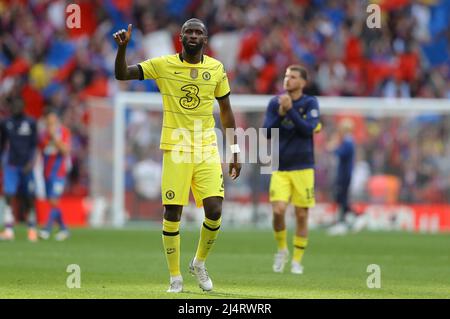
[181,18,207,35]
[287,64,308,81]
[43,107,59,118]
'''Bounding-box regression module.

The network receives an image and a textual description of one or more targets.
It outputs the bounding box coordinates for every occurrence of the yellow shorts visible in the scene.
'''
[269,169,315,207]
[161,149,224,207]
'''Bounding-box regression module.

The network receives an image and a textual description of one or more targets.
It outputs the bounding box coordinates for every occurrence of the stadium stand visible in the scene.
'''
[0,0,449,205]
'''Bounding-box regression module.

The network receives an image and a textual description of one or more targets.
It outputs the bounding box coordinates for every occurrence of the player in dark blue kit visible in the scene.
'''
[0,98,38,242]
[327,119,356,235]
[263,65,321,274]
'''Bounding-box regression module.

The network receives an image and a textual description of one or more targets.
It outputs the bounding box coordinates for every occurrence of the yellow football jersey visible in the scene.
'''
[138,54,231,153]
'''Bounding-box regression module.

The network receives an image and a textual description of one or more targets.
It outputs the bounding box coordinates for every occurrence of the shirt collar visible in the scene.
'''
[178,53,204,64]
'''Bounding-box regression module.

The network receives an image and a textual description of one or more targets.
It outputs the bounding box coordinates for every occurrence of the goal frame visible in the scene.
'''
[111,93,450,227]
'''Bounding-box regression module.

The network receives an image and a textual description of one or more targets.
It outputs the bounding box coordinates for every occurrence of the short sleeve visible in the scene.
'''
[138,58,159,80]
[215,64,231,100]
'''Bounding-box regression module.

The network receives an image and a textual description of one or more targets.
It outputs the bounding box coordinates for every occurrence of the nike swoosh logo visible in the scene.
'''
[174,71,182,74]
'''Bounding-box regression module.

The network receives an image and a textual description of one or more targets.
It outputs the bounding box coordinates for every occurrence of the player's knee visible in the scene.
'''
[203,197,222,221]
[272,202,287,216]
[163,205,182,221]
[295,208,308,222]
[204,203,222,221]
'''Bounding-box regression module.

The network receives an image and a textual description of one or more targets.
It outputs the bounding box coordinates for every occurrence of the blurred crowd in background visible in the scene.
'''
[0,0,449,204]
[315,114,450,204]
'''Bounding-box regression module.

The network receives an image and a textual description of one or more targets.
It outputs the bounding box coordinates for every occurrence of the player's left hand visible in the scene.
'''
[279,94,292,111]
[113,24,133,47]
[229,157,241,180]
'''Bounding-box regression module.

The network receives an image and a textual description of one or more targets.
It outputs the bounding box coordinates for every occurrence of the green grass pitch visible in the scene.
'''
[0,226,449,299]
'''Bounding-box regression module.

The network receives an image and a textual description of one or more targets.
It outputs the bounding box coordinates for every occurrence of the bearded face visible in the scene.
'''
[182,35,204,55]
[180,21,207,56]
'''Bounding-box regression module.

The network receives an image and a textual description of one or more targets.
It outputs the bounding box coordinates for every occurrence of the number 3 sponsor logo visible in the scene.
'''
[179,84,200,109]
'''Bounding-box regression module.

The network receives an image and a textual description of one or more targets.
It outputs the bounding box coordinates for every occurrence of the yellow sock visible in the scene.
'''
[292,236,308,264]
[194,217,221,262]
[274,229,288,251]
[162,219,181,277]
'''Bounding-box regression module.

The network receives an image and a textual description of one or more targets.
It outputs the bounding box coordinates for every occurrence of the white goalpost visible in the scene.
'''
[88,93,450,227]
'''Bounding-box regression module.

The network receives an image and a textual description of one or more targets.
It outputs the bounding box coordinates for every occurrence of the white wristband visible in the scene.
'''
[230,144,240,154]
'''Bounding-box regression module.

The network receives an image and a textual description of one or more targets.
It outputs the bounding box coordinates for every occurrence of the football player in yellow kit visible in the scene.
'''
[113,18,241,293]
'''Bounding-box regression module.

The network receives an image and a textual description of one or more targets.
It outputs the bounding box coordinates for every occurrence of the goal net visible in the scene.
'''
[88,93,450,231]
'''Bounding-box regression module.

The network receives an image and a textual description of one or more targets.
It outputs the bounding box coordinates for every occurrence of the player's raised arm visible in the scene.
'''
[218,96,241,180]
[113,24,140,81]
